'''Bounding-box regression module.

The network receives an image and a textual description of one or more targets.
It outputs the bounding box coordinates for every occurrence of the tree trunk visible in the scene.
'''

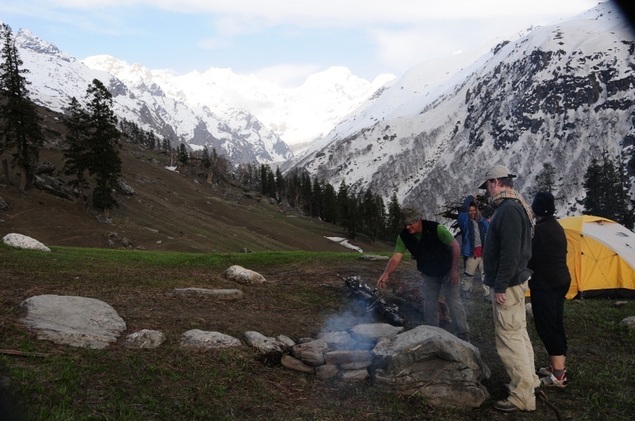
[19,168,27,191]
[1,159,9,184]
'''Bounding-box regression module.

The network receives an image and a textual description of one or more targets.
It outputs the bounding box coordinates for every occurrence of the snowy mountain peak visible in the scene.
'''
[290,0,635,219]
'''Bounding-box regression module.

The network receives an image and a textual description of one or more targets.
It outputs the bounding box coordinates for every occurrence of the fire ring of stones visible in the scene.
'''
[12,243,490,409]
[19,293,491,409]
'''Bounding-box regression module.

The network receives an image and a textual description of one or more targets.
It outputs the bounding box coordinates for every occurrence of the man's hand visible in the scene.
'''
[449,268,460,286]
[495,292,506,304]
[377,274,389,289]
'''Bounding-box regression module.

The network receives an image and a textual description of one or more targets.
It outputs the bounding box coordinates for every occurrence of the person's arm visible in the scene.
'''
[457,195,474,231]
[437,225,460,285]
[377,252,403,289]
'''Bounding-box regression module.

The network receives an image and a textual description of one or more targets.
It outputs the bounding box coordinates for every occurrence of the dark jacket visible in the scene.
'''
[528,216,572,290]
[457,195,489,257]
[483,198,533,293]
[400,220,452,277]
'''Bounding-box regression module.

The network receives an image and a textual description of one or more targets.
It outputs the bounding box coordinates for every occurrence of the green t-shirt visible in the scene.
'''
[394,224,455,254]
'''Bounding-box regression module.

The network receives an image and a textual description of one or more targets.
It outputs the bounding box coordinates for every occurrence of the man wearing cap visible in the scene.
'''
[478,165,540,412]
[376,206,470,342]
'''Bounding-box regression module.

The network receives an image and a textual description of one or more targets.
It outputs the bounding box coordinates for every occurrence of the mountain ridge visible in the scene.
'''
[289,1,635,218]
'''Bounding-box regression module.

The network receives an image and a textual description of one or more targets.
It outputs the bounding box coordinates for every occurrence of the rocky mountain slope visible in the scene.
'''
[290,1,635,217]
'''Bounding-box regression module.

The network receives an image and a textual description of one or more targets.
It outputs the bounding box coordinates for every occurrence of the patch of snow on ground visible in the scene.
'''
[325,237,363,253]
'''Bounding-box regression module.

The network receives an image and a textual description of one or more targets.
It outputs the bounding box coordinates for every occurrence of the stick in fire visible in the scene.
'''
[342,275,406,326]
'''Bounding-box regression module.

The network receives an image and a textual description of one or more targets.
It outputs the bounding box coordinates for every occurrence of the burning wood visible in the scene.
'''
[342,276,406,326]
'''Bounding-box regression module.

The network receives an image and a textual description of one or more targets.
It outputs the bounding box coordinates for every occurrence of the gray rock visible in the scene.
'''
[292,339,328,366]
[349,323,404,343]
[180,329,242,350]
[0,196,9,211]
[125,329,166,349]
[20,295,126,349]
[620,316,635,329]
[359,254,389,261]
[116,178,135,195]
[244,331,287,354]
[281,354,315,374]
[222,265,266,285]
[3,233,51,252]
[276,334,295,348]
[340,369,369,382]
[372,325,490,408]
[316,330,353,349]
[174,288,243,300]
[315,364,339,379]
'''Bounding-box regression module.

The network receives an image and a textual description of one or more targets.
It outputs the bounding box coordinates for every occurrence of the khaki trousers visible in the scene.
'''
[462,256,490,296]
[491,281,539,411]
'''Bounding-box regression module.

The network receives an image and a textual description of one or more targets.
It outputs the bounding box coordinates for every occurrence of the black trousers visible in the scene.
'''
[531,285,569,356]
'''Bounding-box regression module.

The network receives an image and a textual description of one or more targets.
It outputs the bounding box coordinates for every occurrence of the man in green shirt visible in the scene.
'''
[377,206,470,341]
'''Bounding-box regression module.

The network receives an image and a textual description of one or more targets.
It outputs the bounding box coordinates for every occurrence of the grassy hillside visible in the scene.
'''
[0,116,391,255]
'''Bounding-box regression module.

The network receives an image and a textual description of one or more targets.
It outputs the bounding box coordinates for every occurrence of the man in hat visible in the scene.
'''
[478,165,540,412]
[376,206,470,342]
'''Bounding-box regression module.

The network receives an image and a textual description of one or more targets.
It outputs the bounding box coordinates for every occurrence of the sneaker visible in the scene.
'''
[541,372,568,388]
[493,399,521,412]
[537,365,553,377]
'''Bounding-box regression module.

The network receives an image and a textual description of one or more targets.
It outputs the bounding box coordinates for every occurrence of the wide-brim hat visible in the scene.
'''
[478,165,517,189]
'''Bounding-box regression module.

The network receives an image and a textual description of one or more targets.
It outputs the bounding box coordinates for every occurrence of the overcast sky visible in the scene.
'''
[1,0,603,87]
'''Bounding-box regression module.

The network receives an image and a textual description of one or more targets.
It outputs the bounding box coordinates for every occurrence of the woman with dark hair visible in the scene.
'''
[529,191,572,388]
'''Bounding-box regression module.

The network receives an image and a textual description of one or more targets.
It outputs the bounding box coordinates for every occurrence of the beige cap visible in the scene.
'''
[478,165,516,189]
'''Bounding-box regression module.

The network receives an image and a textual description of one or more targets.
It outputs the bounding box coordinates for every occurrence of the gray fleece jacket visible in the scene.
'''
[483,198,533,293]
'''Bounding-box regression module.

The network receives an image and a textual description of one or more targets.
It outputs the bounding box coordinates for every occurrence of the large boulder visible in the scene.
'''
[20,295,126,349]
[222,265,266,285]
[3,233,51,252]
[371,325,490,408]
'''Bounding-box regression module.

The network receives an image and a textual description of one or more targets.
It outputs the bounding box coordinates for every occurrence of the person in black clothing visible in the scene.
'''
[376,206,470,341]
[528,191,572,388]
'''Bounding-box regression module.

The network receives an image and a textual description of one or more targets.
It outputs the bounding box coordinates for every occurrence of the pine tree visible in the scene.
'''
[0,24,43,190]
[337,181,350,231]
[201,147,211,169]
[385,191,402,241]
[275,166,285,202]
[62,97,90,202]
[177,143,189,164]
[583,151,633,229]
[533,162,557,194]
[362,188,380,242]
[300,172,312,214]
[321,182,338,224]
[84,79,121,215]
[310,177,322,218]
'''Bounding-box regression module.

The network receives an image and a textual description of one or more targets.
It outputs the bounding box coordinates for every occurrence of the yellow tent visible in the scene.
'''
[559,215,635,299]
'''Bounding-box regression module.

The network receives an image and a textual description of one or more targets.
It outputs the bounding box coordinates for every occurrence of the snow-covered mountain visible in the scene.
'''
[8,28,385,165]
[9,28,293,164]
[289,1,635,217]
[82,57,393,153]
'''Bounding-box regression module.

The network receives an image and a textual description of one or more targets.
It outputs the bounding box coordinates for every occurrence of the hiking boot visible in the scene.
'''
[537,365,553,377]
[493,399,521,412]
[541,372,568,388]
